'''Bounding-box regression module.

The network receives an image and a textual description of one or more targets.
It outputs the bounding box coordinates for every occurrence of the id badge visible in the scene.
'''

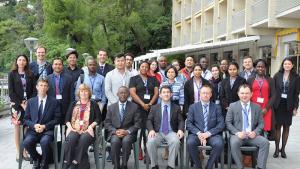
[144,94,150,100]
[91,95,96,99]
[215,100,220,105]
[257,97,264,103]
[56,95,62,100]
[80,120,84,125]
[281,93,287,99]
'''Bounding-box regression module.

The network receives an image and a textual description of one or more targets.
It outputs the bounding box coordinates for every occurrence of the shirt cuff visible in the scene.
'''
[127,130,131,134]
[196,131,201,136]
[206,131,212,137]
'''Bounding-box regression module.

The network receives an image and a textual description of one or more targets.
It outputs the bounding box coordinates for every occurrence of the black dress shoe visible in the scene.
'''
[32,160,40,169]
[281,149,287,158]
[62,162,70,169]
[273,150,279,158]
[166,166,173,169]
[152,165,159,169]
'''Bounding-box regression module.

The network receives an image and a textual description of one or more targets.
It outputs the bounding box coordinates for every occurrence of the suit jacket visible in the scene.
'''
[29,61,53,81]
[47,72,73,119]
[184,77,212,115]
[96,63,114,77]
[147,103,184,133]
[225,101,264,136]
[273,72,300,111]
[24,96,61,136]
[220,76,246,113]
[186,102,224,136]
[8,71,36,110]
[104,101,141,141]
[247,76,276,111]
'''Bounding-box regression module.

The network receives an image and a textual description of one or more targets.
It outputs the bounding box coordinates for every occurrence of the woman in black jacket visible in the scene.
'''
[272,57,299,158]
[8,54,35,161]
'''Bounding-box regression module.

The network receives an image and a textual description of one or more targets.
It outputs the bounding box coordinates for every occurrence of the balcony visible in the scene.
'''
[192,0,202,14]
[204,24,213,41]
[232,9,245,33]
[217,18,227,37]
[251,0,268,25]
[203,0,214,9]
[276,0,300,17]
[192,30,201,43]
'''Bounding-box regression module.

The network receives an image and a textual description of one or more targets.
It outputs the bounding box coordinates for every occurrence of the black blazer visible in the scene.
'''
[184,77,211,115]
[65,100,101,125]
[96,64,114,77]
[104,101,141,141]
[247,76,276,111]
[47,72,73,119]
[220,76,246,114]
[29,61,53,81]
[273,72,299,111]
[8,71,36,111]
[147,103,184,132]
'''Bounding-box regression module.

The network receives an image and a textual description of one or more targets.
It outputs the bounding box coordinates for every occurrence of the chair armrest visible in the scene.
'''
[225,130,230,141]
[53,125,59,142]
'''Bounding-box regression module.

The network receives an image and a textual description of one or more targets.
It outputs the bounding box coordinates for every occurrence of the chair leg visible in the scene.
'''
[133,141,139,169]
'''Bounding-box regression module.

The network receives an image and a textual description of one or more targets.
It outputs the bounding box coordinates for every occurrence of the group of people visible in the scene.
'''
[8,46,300,169]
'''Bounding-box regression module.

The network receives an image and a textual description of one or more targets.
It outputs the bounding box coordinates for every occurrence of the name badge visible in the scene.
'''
[281,93,287,99]
[80,120,84,125]
[144,94,151,100]
[91,95,96,99]
[215,100,220,105]
[257,97,264,103]
[56,95,62,100]
[23,92,27,98]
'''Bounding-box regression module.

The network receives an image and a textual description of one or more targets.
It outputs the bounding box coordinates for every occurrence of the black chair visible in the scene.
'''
[101,129,140,169]
[60,125,101,169]
[18,125,59,169]
[226,131,258,169]
[184,130,225,169]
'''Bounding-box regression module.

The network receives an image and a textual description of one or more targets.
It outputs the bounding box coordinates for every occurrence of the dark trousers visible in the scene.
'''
[187,134,224,169]
[22,132,53,164]
[64,131,94,164]
[110,134,135,168]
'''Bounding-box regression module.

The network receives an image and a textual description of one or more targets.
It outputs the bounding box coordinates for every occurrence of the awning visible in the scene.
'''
[134,35,260,61]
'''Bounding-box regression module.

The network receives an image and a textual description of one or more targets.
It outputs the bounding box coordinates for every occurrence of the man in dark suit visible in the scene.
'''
[226,84,269,169]
[96,49,114,77]
[47,57,72,123]
[22,78,60,169]
[186,85,225,169]
[104,86,141,169]
[29,47,53,81]
[146,85,184,169]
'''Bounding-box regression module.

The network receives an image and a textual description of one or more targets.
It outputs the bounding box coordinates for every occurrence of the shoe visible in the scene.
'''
[106,152,112,162]
[32,160,40,169]
[166,166,173,169]
[273,150,279,158]
[152,166,159,169]
[62,162,70,169]
[281,149,287,158]
[69,163,79,169]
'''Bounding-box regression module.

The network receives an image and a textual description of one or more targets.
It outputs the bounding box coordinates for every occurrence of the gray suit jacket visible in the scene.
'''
[104,101,141,141]
[225,101,264,136]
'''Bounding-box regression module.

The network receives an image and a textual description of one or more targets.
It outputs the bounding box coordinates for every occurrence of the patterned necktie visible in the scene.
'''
[242,103,249,131]
[100,66,104,74]
[203,104,209,132]
[38,99,44,122]
[162,105,169,135]
[120,103,125,122]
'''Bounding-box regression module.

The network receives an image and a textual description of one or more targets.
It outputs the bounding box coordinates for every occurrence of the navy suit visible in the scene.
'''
[29,61,53,81]
[47,72,73,123]
[22,96,60,166]
[186,102,225,169]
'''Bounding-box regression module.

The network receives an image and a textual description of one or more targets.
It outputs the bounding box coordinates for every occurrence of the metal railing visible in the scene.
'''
[193,0,202,14]
[217,18,227,36]
[276,0,300,15]
[232,9,245,32]
[204,24,213,41]
[0,78,9,104]
[251,0,268,24]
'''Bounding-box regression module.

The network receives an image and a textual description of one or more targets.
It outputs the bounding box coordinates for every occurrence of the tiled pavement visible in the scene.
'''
[1,112,300,169]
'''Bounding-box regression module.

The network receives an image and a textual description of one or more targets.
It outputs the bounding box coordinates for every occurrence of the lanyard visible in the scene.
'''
[53,75,62,95]
[194,79,202,102]
[256,77,264,97]
[142,78,148,94]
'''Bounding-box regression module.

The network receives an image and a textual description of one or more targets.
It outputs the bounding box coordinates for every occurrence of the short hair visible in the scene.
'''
[37,78,49,85]
[114,53,125,60]
[160,85,172,93]
[98,48,108,54]
[193,63,202,70]
[36,46,47,53]
[66,50,79,59]
[243,56,253,61]
[238,84,252,92]
[211,64,220,70]
[52,57,63,64]
[158,55,167,61]
[171,59,179,64]
[76,83,92,100]
[85,56,95,66]
[200,84,213,92]
[138,61,150,69]
[165,65,178,78]
[185,55,194,61]
[228,62,239,70]
[125,52,134,59]
[118,86,129,93]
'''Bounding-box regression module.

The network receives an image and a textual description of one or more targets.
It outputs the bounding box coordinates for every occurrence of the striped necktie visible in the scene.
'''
[203,104,209,132]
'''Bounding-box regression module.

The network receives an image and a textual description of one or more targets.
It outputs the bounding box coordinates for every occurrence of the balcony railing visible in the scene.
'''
[276,0,300,15]
[193,0,202,14]
[203,0,214,9]
[232,9,245,32]
[217,18,227,36]
[251,0,268,24]
[204,24,213,40]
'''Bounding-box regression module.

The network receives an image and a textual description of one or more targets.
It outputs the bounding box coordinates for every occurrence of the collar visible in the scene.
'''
[161,101,171,107]
[119,101,127,106]
[89,72,96,77]
[99,63,106,67]
[38,95,47,102]
[245,68,254,73]
[68,65,78,70]
[240,101,250,107]
[200,100,210,106]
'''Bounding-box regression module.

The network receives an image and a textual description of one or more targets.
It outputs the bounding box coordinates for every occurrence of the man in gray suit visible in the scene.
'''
[104,86,141,169]
[226,84,269,169]
[146,85,184,169]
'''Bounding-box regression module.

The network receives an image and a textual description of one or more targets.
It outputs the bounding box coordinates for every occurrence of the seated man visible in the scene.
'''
[226,84,269,169]
[146,85,184,169]
[22,78,60,169]
[186,85,225,169]
[104,86,141,169]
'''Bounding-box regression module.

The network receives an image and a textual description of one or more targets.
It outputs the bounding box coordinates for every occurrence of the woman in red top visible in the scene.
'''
[247,59,276,133]
[147,59,162,84]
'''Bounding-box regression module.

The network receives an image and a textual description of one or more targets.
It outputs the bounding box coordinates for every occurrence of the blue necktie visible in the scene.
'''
[203,104,208,132]
[38,100,44,122]
[120,103,125,122]
[242,104,249,131]
[162,105,169,135]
